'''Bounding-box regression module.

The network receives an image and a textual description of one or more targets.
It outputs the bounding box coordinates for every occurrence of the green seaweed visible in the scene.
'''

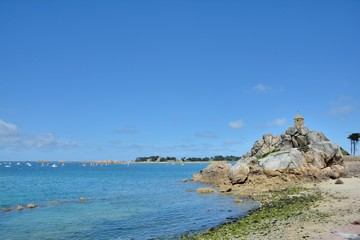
[182,187,326,240]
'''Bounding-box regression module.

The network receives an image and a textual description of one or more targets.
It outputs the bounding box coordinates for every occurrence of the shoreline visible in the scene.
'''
[184,177,360,239]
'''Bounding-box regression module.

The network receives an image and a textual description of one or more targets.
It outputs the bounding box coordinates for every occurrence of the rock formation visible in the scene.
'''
[193,120,349,190]
[192,161,232,187]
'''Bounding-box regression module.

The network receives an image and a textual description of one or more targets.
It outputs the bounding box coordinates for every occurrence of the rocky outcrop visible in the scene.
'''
[239,125,344,173]
[192,161,232,187]
[259,148,305,171]
[193,125,348,191]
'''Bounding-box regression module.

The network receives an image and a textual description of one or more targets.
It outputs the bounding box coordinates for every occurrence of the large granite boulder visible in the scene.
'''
[259,148,306,171]
[308,141,342,163]
[302,149,327,169]
[192,161,232,187]
[228,162,250,184]
[307,131,329,144]
[320,165,345,179]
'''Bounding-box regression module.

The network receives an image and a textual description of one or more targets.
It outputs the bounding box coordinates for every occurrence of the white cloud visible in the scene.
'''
[254,83,272,94]
[269,118,288,127]
[329,104,353,115]
[229,120,245,129]
[328,96,355,121]
[115,125,139,135]
[0,119,18,135]
[222,140,242,146]
[195,131,219,139]
[0,118,77,150]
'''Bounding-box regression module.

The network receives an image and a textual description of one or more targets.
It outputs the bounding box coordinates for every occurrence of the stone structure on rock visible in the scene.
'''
[192,113,349,189]
[294,112,304,127]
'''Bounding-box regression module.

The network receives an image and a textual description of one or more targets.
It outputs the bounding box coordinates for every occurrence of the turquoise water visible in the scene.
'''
[0,162,259,240]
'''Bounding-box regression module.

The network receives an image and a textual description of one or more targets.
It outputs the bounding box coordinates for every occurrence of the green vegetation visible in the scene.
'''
[182,187,325,240]
[135,156,177,162]
[135,155,240,162]
[259,148,281,159]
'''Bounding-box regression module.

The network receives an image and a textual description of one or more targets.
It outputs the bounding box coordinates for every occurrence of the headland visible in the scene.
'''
[185,114,360,239]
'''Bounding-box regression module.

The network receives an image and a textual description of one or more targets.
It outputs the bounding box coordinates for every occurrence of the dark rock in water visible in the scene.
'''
[335,179,344,184]
[2,208,11,213]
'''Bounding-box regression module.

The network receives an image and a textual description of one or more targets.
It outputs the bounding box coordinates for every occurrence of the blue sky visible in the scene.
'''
[0,0,359,161]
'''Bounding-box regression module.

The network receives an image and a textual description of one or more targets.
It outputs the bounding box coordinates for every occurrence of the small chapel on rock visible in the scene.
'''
[294,113,304,127]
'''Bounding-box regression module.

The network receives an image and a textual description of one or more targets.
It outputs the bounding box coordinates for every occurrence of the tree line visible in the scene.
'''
[348,133,360,155]
[135,155,240,162]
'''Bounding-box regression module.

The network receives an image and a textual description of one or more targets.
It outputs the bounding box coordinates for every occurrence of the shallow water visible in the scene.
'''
[0,162,259,240]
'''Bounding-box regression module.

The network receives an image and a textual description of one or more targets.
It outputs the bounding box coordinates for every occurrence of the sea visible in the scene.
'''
[0,162,260,240]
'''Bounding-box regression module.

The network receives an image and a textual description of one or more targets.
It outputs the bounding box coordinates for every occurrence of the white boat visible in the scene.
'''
[51,164,58,168]
[4,165,10,168]
[26,163,32,167]
[17,162,20,165]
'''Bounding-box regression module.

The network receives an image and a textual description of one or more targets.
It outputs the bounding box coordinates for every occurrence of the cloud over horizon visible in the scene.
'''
[329,105,353,115]
[268,117,288,127]
[253,83,273,94]
[228,120,245,129]
[328,96,355,120]
[0,119,78,150]
[195,131,219,139]
[115,125,139,135]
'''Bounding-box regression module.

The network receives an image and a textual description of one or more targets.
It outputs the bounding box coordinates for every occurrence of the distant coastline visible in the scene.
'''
[0,160,237,166]
[0,155,240,166]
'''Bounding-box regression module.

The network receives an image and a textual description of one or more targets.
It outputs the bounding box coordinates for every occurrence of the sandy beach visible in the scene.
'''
[185,177,360,240]
[249,177,360,240]
[308,178,360,239]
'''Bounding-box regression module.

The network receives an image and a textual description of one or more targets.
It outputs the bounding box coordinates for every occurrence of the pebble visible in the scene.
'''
[335,179,344,184]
